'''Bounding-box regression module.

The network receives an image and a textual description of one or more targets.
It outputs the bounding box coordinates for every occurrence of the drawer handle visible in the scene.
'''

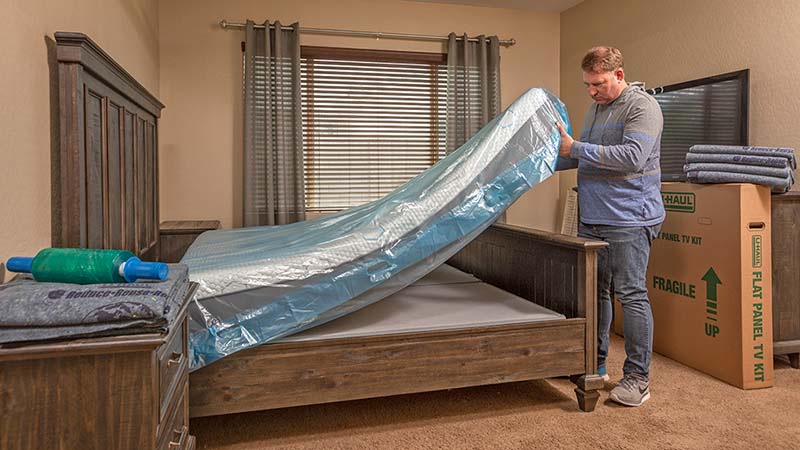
[169,426,186,449]
[167,351,184,367]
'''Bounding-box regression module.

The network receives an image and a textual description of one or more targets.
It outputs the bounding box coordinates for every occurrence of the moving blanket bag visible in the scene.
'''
[615,182,773,389]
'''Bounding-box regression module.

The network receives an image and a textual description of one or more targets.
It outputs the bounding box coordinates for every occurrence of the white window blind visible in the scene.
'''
[301,47,448,211]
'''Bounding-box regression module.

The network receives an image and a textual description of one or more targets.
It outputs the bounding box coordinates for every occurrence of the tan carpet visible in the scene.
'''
[192,335,800,450]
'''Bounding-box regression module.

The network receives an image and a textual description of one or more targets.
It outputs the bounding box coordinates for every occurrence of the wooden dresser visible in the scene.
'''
[0,284,197,450]
[772,191,800,368]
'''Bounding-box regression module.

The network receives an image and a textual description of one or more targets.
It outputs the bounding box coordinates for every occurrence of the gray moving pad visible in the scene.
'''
[0,264,189,345]
[279,264,564,343]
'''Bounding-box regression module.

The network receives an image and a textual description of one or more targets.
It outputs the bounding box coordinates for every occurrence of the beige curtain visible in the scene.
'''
[446,33,501,153]
[243,20,305,226]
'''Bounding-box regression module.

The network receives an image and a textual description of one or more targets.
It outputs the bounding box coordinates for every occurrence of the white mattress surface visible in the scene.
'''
[279,264,564,342]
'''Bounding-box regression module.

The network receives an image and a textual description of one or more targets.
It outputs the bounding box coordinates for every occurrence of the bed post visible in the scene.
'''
[571,248,604,411]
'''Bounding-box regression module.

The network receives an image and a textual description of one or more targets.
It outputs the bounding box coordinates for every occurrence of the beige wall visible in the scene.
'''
[12,0,793,282]
[0,0,159,281]
[158,0,562,231]
[559,0,800,209]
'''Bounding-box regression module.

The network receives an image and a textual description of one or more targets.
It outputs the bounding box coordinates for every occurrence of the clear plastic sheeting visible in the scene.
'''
[183,88,571,370]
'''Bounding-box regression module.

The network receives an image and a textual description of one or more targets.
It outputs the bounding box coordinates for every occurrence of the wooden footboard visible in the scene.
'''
[189,223,607,417]
[449,222,607,374]
[450,223,606,319]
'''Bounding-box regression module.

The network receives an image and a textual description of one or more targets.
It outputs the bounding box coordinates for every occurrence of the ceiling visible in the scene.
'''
[405,0,584,13]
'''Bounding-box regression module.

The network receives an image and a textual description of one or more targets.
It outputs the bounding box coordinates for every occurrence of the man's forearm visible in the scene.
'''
[555,155,579,171]
[570,132,657,173]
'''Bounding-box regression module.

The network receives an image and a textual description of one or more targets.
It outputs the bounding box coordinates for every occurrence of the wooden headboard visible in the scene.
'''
[54,32,164,261]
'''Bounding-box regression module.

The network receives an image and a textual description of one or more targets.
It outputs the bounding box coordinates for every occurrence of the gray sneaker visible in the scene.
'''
[609,373,650,407]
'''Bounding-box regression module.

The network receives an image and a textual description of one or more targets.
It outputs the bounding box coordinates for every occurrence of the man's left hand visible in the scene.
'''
[555,122,574,158]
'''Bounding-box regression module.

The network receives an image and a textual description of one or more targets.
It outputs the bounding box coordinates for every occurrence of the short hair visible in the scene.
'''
[581,46,624,73]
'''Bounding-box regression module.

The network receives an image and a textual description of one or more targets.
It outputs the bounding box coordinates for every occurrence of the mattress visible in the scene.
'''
[278,264,564,342]
[184,88,570,370]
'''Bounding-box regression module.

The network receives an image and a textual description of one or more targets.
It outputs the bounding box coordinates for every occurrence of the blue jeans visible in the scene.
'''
[578,222,661,379]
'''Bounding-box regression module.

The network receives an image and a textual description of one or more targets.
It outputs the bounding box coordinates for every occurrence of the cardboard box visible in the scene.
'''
[614,183,773,389]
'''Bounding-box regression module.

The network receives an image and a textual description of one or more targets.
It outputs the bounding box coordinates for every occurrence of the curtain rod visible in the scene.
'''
[218,20,516,47]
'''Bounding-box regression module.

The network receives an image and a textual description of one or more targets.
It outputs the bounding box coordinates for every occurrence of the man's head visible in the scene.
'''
[581,46,627,105]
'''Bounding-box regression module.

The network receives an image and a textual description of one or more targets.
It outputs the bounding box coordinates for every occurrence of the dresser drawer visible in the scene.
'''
[158,382,189,450]
[158,316,188,419]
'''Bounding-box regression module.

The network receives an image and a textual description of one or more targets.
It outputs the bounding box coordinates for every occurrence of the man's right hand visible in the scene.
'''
[555,122,575,158]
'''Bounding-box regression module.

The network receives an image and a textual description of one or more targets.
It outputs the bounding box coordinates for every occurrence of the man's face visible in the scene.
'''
[583,69,625,105]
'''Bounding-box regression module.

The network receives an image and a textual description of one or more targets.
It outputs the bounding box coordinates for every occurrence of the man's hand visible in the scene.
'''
[555,122,575,158]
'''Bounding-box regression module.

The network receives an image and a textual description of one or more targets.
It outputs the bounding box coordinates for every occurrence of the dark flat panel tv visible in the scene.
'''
[647,69,749,182]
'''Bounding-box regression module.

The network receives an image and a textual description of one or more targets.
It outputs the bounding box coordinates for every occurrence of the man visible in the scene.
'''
[555,46,664,407]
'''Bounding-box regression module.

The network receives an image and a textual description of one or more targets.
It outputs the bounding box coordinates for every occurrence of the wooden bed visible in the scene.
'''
[51,31,608,419]
[189,224,607,416]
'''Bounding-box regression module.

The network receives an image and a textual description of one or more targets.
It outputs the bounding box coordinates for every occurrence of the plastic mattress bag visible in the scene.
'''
[183,88,571,370]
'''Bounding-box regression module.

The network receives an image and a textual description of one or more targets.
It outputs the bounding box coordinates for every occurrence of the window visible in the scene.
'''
[301,47,448,211]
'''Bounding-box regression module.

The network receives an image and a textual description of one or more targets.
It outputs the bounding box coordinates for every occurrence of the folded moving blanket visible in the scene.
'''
[685,152,791,169]
[686,170,792,193]
[689,145,797,169]
[685,145,797,193]
[684,162,795,181]
[0,264,189,345]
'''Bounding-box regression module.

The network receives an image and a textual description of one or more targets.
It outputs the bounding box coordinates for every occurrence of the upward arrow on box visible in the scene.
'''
[701,267,722,300]
[702,267,722,301]
[703,267,723,338]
